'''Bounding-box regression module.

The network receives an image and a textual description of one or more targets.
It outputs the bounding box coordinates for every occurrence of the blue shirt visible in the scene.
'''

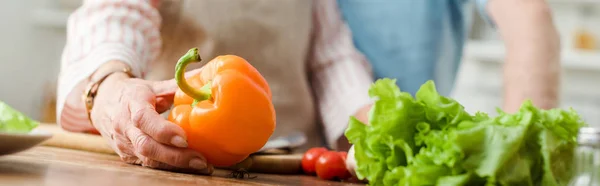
[338,0,492,96]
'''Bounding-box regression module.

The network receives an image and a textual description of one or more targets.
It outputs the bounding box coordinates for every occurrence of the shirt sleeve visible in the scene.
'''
[475,0,496,27]
[309,0,374,149]
[56,0,162,131]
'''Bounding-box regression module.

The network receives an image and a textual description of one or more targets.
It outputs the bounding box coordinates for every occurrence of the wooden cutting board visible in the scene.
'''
[37,124,115,155]
[36,124,304,174]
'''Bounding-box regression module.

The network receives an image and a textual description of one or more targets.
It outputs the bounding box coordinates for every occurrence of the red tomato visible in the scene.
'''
[301,147,328,175]
[338,152,348,161]
[315,151,352,180]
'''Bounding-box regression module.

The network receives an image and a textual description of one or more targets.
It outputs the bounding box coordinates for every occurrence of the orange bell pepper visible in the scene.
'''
[168,48,276,167]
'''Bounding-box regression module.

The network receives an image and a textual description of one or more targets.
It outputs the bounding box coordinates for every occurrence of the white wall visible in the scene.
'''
[0,0,66,119]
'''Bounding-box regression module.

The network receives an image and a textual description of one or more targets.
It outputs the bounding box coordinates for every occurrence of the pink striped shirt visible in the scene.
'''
[57,0,373,147]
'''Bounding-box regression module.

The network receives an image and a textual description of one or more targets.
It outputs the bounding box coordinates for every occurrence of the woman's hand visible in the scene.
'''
[90,71,213,174]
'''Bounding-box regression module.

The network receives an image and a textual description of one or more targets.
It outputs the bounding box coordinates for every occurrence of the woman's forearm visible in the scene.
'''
[59,61,133,132]
[503,43,560,112]
[57,0,162,131]
[487,0,561,112]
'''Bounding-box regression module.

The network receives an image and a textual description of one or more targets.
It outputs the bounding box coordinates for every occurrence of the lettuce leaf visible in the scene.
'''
[345,79,585,186]
[0,101,39,133]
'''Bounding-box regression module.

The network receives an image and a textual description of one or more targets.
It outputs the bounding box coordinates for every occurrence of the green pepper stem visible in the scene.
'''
[175,48,212,102]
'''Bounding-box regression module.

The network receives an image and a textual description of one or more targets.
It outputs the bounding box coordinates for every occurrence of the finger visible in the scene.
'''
[150,79,178,97]
[91,107,137,162]
[155,96,173,113]
[113,134,139,163]
[149,162,178,170]
[149,68,204,96]
[126,127,209,171]
[139,156,169,169]
[129,101,188,148]
[184,68,204,79]
[131,158,143,165]
[121,154,140,165]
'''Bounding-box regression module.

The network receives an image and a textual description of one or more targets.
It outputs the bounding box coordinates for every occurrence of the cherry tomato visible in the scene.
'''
[338,152,348,161]
[301,147,328,175]
[315,151,352,180]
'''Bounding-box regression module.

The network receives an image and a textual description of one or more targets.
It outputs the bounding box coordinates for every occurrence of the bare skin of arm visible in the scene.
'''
[488,0,561,112]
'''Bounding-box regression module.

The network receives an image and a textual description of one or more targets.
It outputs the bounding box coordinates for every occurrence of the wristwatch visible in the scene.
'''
[82,67,135,124]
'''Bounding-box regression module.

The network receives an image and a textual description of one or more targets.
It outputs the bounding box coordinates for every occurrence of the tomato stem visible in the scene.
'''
[175,48,212,102]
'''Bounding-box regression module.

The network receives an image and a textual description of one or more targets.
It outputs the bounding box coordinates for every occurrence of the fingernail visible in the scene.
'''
[171,136,188,148]
[189,158,207,170]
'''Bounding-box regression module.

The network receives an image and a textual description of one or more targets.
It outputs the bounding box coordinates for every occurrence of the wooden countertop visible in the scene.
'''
[0,146,362,186]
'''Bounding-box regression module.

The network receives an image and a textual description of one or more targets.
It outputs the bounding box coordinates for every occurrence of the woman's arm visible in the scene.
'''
[309,0,374,151]
[57,0,163,131]
[485,0,561,112]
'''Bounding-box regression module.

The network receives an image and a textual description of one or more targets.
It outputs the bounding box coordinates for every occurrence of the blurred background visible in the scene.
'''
[453,0,600,126]
[0,0,599,125]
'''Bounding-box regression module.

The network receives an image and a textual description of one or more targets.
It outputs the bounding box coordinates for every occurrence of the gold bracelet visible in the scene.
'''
[82,67,135,124]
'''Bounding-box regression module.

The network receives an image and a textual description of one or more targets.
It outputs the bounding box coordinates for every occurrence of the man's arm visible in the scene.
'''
[483,0,561,112]
[57,0,162,132]
[309,0,374,151]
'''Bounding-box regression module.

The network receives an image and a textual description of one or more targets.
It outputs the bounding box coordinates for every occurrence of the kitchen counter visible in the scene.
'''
[0,146,361,186]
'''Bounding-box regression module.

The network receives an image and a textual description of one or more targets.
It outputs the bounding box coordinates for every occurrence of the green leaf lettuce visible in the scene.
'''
[345,79,585,186]
[0,100,39,133]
